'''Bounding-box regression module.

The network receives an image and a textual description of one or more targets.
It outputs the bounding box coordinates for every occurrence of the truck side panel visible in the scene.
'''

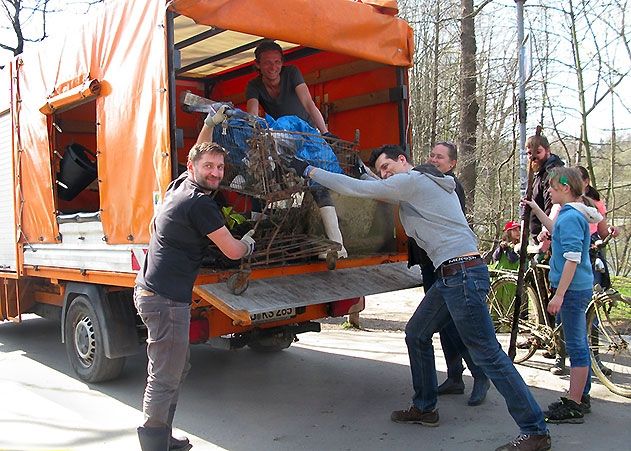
[0,110,17,272]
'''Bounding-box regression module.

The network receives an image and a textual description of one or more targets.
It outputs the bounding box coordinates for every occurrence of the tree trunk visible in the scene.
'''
[429,3,441,148]
[458,0,479,216]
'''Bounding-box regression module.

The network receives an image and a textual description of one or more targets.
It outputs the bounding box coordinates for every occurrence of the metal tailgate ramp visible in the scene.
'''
[194,262,420,326]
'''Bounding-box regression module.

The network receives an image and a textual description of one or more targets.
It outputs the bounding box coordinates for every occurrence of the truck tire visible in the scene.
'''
[248,330,295,353]
[64,295,125,382]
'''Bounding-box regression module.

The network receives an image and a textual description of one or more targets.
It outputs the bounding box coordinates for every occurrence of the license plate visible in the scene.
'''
[250,307,296,324]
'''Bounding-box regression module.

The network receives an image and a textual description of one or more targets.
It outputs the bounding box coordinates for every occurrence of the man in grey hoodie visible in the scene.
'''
[285,145,551,451]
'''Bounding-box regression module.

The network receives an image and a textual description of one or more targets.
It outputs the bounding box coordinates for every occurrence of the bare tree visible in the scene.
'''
[458,0,479,213]
[1,0,102,56]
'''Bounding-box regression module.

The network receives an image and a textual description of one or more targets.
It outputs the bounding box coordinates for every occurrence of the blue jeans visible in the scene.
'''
[559,289,592,395]
[405,262,547,435]
[134,287,191,426]
[421,262,484,380]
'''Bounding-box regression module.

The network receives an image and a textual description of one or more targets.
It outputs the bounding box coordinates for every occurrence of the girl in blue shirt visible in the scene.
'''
[525,167,602,424]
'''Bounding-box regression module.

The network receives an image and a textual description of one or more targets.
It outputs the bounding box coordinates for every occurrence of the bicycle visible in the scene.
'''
[486,237,631,398]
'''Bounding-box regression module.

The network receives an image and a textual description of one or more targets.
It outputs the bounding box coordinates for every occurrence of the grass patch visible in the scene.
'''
[611,276,631,297]
[610,276,631,321]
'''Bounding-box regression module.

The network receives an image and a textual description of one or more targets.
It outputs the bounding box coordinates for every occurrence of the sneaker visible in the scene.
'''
[547,394,591,414]
[550,356,567,375]
[390,406,439,427]
[495,433,551,451]
[544,397,585,424]
[437,377,465,395]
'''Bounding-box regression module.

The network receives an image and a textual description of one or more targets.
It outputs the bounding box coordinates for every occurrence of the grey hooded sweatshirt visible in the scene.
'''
[310,168,479,267]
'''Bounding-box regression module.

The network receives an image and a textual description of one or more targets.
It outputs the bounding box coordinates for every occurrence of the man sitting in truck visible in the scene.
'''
[283,145,551,451]
[245,39,346,259]
[134,138,256,450]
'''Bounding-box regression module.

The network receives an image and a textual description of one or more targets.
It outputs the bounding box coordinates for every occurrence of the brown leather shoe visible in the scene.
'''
[390,406,439,426]
[494,433,551,451]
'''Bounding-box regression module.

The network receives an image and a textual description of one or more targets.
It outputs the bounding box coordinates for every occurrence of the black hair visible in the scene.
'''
[254,40,284,62]
[434,141,458,161]
[577,165,601,201]
[369,144,408,168]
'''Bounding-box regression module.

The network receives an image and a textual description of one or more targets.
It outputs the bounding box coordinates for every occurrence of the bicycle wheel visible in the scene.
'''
[587,291,631,398]
[487,276,543,363]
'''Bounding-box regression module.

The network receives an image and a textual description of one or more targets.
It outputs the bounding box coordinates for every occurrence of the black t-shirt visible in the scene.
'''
[135,173,225,303]
[245,65,310,123]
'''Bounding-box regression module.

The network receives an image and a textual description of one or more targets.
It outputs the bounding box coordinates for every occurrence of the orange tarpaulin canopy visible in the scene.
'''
[168,0,413,68]
[14,1,170,245]
[13,0,413,246]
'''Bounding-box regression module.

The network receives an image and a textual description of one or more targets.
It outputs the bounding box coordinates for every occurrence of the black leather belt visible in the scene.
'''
[438,256,484,277]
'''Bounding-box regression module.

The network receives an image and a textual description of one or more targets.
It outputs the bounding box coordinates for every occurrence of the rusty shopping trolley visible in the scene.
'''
[211,115,360,294]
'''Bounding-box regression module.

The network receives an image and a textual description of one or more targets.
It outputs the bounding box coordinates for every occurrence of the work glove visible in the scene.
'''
[281,154,310,177]
[204,105,228,127]
[351,157,368,179]
[322,131,340,140]
[350,156,378,179]
[240,229,255,257]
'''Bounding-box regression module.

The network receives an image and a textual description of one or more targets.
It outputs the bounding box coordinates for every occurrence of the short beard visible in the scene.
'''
[193,173,219,192]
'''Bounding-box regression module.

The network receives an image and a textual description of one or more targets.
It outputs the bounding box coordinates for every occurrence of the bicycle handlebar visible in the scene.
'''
[593,233,614,250]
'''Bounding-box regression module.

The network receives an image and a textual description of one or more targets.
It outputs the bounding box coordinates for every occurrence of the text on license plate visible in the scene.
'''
[250,307,296,324]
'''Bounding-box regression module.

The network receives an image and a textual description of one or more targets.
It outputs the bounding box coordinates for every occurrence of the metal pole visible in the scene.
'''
[509,0,530,361]
[516,0,527,197]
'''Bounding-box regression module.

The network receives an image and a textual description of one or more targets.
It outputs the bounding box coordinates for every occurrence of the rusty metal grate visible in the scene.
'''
[209,118,361,292]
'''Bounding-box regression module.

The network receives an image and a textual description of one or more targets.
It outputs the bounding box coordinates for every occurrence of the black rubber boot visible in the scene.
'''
[467,376,491,406]
[137,426,170,451]
[167,404,191,450]
[437,377,465,395]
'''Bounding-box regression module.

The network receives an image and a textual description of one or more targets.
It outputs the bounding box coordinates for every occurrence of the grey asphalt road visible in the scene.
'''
[1,288,629,451]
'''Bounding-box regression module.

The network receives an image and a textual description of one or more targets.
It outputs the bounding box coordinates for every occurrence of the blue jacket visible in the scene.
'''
[549,204,593,291]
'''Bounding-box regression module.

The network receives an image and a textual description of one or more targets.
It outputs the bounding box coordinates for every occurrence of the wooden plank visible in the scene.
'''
[218,60,385,106]
[195,262,420,317]
[303,60,384,85]
[329,89,391,113]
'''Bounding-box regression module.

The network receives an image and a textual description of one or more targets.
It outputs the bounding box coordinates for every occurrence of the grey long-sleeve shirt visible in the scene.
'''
[310,168,479,268]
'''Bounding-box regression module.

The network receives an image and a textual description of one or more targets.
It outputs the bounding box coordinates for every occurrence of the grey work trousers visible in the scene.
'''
[134,286,191,426]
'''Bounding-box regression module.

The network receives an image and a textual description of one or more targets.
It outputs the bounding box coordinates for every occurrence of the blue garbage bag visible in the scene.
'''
[270,115,343,174]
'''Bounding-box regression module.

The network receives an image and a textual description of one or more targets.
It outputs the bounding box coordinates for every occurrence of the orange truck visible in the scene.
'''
[0,0,417,382]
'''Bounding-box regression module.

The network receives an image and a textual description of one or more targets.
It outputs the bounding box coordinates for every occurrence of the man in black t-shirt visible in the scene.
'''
[244,40,347,259]
[245,40,330,135]
[134,141,255,450]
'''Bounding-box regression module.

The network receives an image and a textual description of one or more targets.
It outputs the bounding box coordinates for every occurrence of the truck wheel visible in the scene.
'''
[248,330,295,353]
[64,295,125,382]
